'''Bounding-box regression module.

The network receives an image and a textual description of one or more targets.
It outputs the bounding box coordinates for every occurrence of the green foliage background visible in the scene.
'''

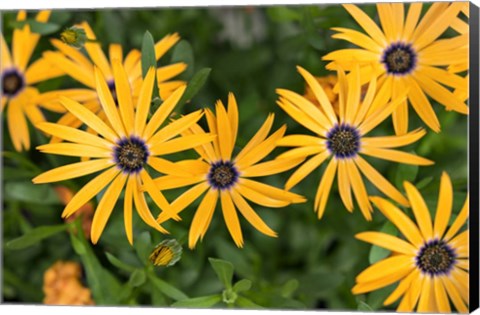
[1,3,468,311]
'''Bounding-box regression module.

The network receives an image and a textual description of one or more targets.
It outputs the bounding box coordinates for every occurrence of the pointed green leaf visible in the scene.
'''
[134,231,152,265]
[147,273,188,301]
[357,300,374,311]
[6,224,69,250]
[105,252,137,273]
[233,279,252,293]
[171,294,222,308]
[171,39,194,79]
[10,19,60,35]
[4,181,61,205]
[208,257,234,289]
[141,30,159,98]
[128,269,147,287]
[175,68,211,113]
[235,296,263,309]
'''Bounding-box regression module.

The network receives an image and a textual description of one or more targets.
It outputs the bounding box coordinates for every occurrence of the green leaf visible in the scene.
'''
[266,7,301,22]
[134,231,152,265]
[147,273,189,301]
[175,68,211,112]
[4,181,61,205]
[69,223,122,304]
[6,224,69,250]
[394,161,419,189]
[235,296,263,309]
[10,19,60,35]
[369,221,398,264]
[105,252,137,273]
[70,232,87,255]
[416,176,434,190]
[357,300,374,311]
[281,279,299,298]
[141,30,159,98]
[171,294,221,308]
[170,39,194,79]
[128,269,147,287]
[233,279,252,293]
[208,257,234,289]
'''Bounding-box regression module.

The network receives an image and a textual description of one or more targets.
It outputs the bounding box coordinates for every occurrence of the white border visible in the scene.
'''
[1,1,479,315]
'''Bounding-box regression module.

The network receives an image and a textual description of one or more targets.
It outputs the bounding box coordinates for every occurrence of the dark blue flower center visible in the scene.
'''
[326,124,360,159]
[382,42,417,75]
[2,68,25,97]
[114,136,149,174]
[208,160,239,190]
[416,239,456,276]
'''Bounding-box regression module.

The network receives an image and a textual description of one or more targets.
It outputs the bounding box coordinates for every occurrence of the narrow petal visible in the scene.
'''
[43,51,95,88]
[397,273,423,312]
[377,3,395,42]
[346,160,372,220]
[356,232,417,255]
[419,65,468,89]
[356,255,414,283]
[342,4,387,46]
[241,157,305,178]
[407,77,441,132]
[143,85,186,141]
[221,191,243,248]
[227,92,239,145]
[236,184,290,208]
[157,182,210,224]
[189,189,218,249]
[7,94,30,151]
[296,66,338,125]
[156,63,186,82]
[1,34,12,68]
[124,49,141,74]
[277,134,324,147]
[147,156,204,177]
[109,44,123,64]
[140,170,180,221]
[441,276,468,313]
[361,128,426,149]
[37,143,112,158]
[91,172,127,244]
[240,178,306,204]
[235,125,286,170]
[153,175,205,190]
[24,105,45,126]
[132,177,169,234]
[404,182,433,241]
[61,167,119,218]
[345,64,361,124]
[276,98,327,137]
[230,188,277,237]
[433,172,453,239]
[59,96,119,142]
[360,147,434,166]
[112,59,134,132]
[150,134,216,156]
[355,155,409,207]
[276,146,326,160]
[154,33,180,61]
[216,100,234,160]
[124,176,134,244]
[331,27,382,53]
[391,78,409,135]
[314,158,337,219]
[24,57,64,85]
[32,159,114,184]
[451,267,469,305]
[134,67,155,136]
[402,3,422,41]
[36,122,113,149]
[148,109,203,147]
[383,269,420,305]
[433,276,451,313]
[352,268,412,295]
[353,74,377,126]
[235,113,273,162]
[204,109,221,156]
[94,67,126,137]
[444,195,469,241]
[370,196,424,247]
[285,151,330,190]
[338,159,353,212]
[81,22,112,79]
[417,275,434,312]
[359,94,406,135]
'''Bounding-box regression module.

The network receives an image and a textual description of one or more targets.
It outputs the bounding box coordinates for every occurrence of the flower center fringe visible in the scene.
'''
[382,42,417,75]
[2,69,25,97]
[208,160,239,190]
[114,136,149,174]
[326,124,360,158]
[416,239,456,276]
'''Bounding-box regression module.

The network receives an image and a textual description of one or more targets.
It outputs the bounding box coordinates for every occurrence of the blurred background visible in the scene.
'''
[1,3,468,310]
